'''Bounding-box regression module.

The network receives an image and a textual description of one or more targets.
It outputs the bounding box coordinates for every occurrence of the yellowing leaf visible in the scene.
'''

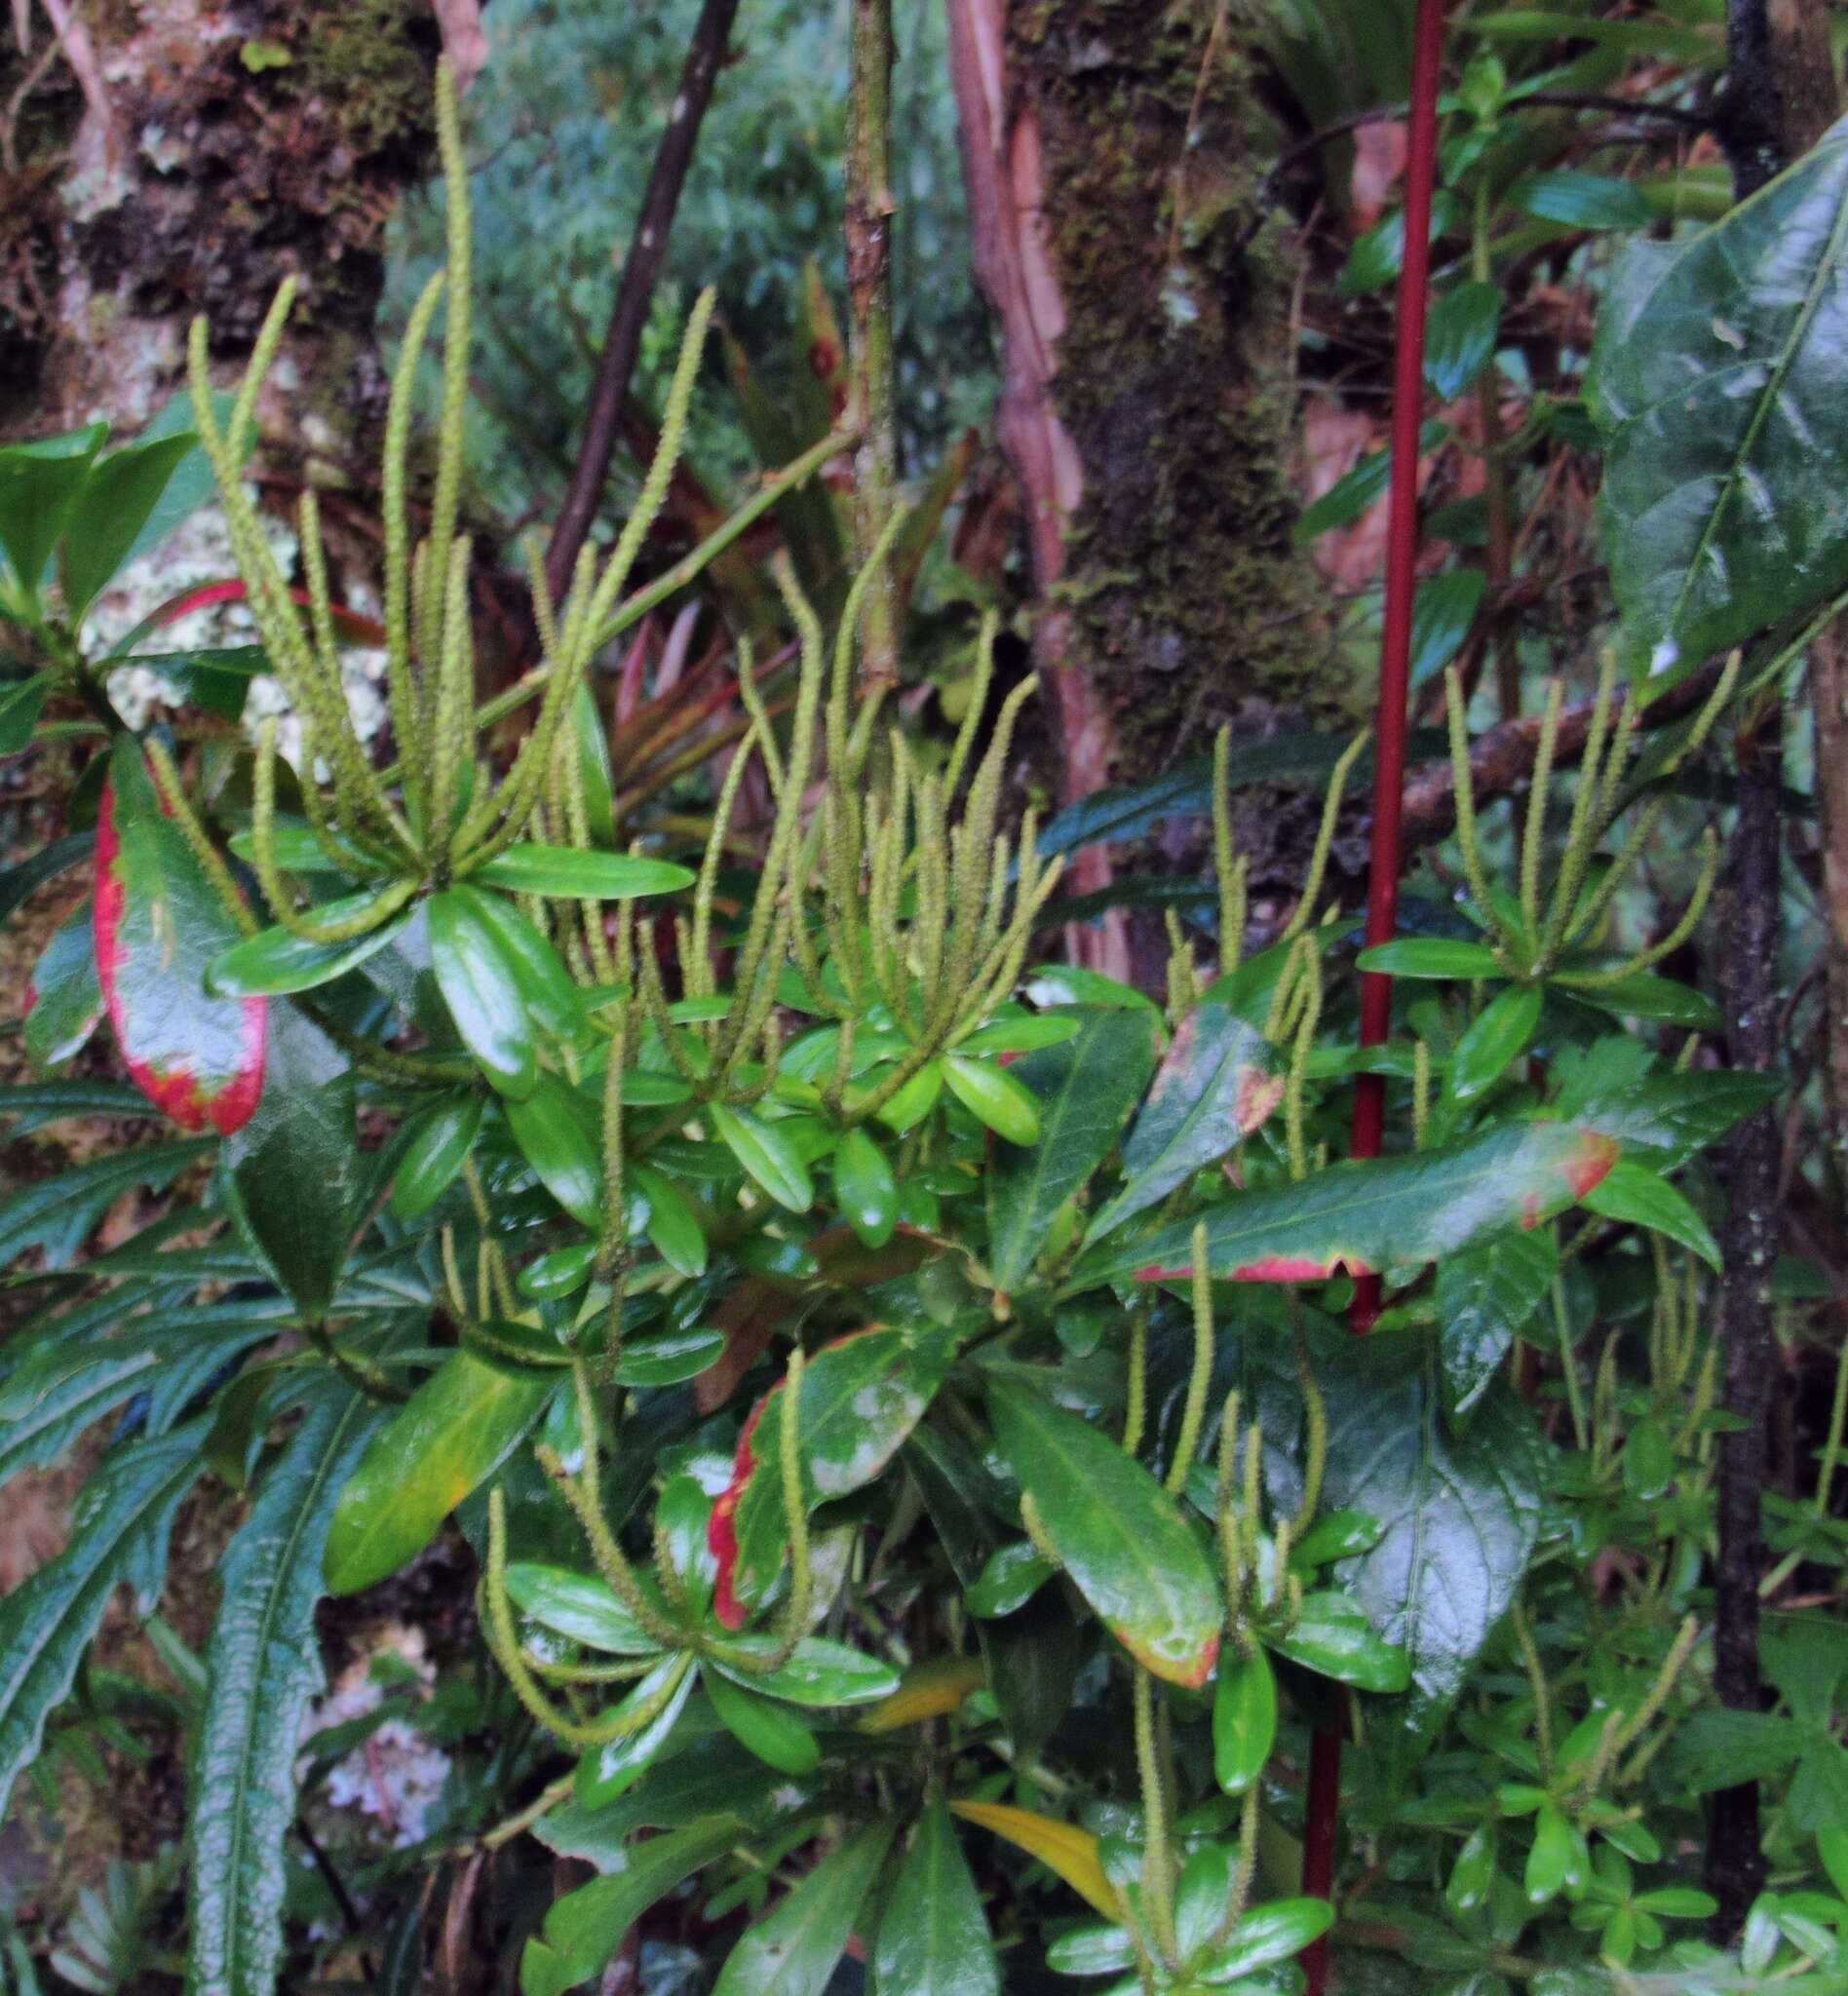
[858,1656,986,1732]
[950,1800,1122,1921]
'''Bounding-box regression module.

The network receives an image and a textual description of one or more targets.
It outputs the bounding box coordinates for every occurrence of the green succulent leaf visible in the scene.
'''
[470,843,694,900]
[1214,1644,1279,1793]
[874,1796,999,1996]
[206,895,412,998]
[942,1053,1041,1145]
[711,1102,814,1213]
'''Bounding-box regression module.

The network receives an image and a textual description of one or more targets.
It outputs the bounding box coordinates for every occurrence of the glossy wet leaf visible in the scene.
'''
[628,1162,709,1276]
[1317,1337,1546,1767]
[1582,1157,1720,1271]
[206,893,412,997]
[571,1653,699,1809]
[1592,116,1848,684]
[96,736,266,1133]
[942,1053,1041,1145]
[471,843,693,900]
[1577,1069,1779,1171]
[427,887,538,1098]
[188,1383,380,1996]
[983,1375,1220,1687]
[713,1324,958,1627]
[615,1324,725,1387]
[325,1353,558,1594]
[711,1819,895,1996]
[1091,1002,1280,1241]
[711,1102,814,1212]
[1447,1822,1497,1917]
[1094,1122,1616,1287]
[225,1006,359,1323]
[506,1073,601,1226]
[1214,1644,1278,1793]
[1526,1802,1579,1904]
[708,1634,900,1707]
[454,882,582,1040]
[1266,1591,1410,1693]
[966,1539,1056,1618]
[875,1796,999,1996]
[502,1563,661,1655]
[949,1801,1121,1921]
[62,432,203,616]
[1205,1897,1335,1980]
[23,902,102,1069]
[703,1668,818,1774]
[1513,170,1652,230]
[986,1008,1158,1287]
[1451,983,1542,1098]
[1571,971,1718,1028]
[390,1093,483,1220]
[832,1126,897,1248]
[1437,1228,1557,1422]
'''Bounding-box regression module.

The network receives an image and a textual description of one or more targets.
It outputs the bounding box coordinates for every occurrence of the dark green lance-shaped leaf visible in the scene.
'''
[874,1796,1000,1996]
[224,1007,359,1323]
[471,843,693,900]
[985,1009,1158,1289]
[628,1162,709,1277]
[710,1102,813,1212]
[703,1668,818,1774]
[1437,1227,1558,1422]
[1571,971,1718,1029]
[0,1422,202,1820]
[206,893,412,998]
[1575,1070,1779,1171]
[0,421,106,597]
[983,1374,1220,1688]
[61,432,200,617]
[127,647,266,722]
[711,1819,896,1996]
[23,902,102,1068]
[522,1813,756,1996]
[572,684,616,847]
[325,1353,557,1594]
[832,1126,898,1249]
[1090,1122,1617,1288]
[0,1137,209,1267]
[1592,116,1848,685]
[943,1053,1041,1145]
[0,830,93,924]
[1090,1003,1280,1242]
[1451,983,1542,1099]
[1582,1156,1720,1271]
[615,1324,725,1387]
[96,736,266,1133]
[506,1073,601,1226]
[1409,567,1489,688]
[1356,938,1503,979]
[188,1384,382,1996]
[1265,1591,1411,1693]
[0,1347,157,1487]
[714,1324,960,1628]
[427,887,538,1097]
[966,1540,1056,1618]
[1425,281,1503,400]
[1296,421,1449,543]
[1513,170,1652,231]
[1318,1337,1546,1767]
[0,1077,143,1130]
[0,671,50,754]
[390,1093,483,1220]
[1214,1645,1278,1794]
[456,882,583,1040]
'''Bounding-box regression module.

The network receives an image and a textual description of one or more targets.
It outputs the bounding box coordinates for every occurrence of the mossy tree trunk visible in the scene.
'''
[2,0,439,464]
[947,0,1330,970]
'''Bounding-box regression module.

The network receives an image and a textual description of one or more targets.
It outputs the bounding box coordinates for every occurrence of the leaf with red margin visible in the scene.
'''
[709,1321,961,1630]
[1072,1123,1617,1290]
[94,735,266,1134]
[982,1374,1221,1689]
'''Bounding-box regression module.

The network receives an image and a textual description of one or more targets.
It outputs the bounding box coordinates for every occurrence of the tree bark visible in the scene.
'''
[946,0,1329,971]
[3,0,439,462]
[1704,0,1837,1938]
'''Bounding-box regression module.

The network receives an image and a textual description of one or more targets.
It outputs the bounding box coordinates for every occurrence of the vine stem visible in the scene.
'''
[1301,1,1445,1989]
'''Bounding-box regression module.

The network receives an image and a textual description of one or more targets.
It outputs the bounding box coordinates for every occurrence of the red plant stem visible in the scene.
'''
[1301,4,1446,1990]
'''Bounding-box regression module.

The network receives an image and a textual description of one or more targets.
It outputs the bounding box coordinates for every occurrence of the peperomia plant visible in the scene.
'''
[1,58,1845,1996]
